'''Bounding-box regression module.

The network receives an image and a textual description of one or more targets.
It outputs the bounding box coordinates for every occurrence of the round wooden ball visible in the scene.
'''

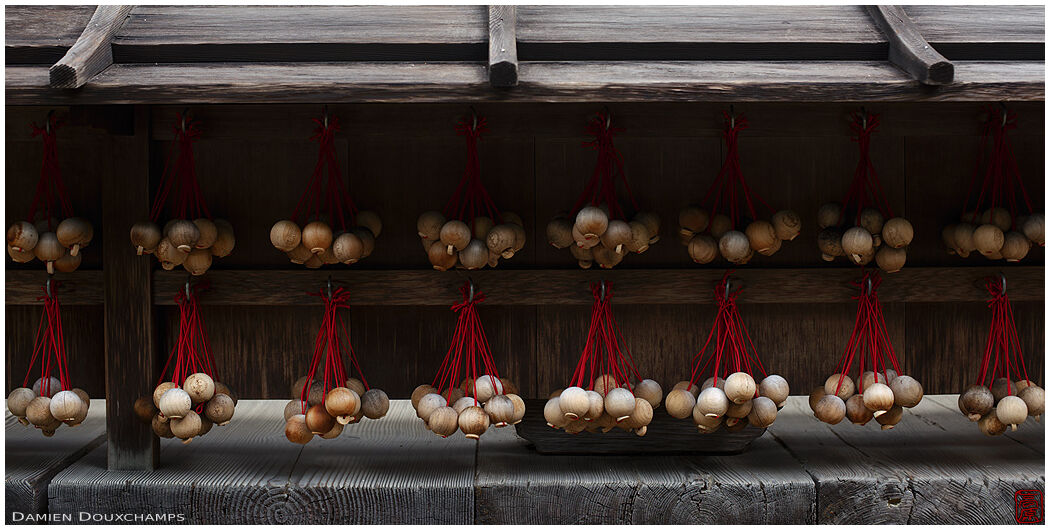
[604,388,636,421]
[959,385,994,421]
[582,390,604,420]
[718,230,750,262]
[202,393,235,426]
[699,377,724,393]
[858,208,884,235]
[486,225,517,258]
[724,372,757,404]
[695,387,729,418]
[416,393,447,423]
[745,220,778,252]
[285,414,314,444]
[708,213,732,239]
[34,231,64,265]
[417,211,446,240]
[687,234,718,264]
[845,394,873,425]
[1022,213,1044,246]
[973,224,1005,255]
[882,217,914,248]
[758,374,790,407]
[183,372,215,404]
[600,220,632,254]
[305,403,336,434]
[813,395,846,424]
[301,221,333,254]
[771,210,802,241]
[53,250,81,273]
[1018,386,1045,418]
[361,388,390,419]
[679,205,710,234]
[625,221,651,253]
[7,387,36,418]
[664,388,697,419]
[171,410,202,440]
[153,413,175,438]
[166,219,200,252]
[996,395,1028,429]
[890,375,923,408]
[332,232,364,264]
[693,409,723,433]
[158,387,192,419]
[411,384,437,409]
[507,393,526,424]
[543,397,567,428]
[990,377,1013,403]
[7,221,39,252]
[427,239,457,270]
[808,386,826,412]
[26,396,55,427]
[978,409,1007,436]
[824,373,855,400]
[153,381,178,408]
[57,217,93,255]
[473,375,503,403]
[981,207,1012,231]
[574,206,609,239]
[817,227,844,260]
[594,374,619,396]
[841,226,873,258]
[817,202,843,229]
[875,246,907,273]
[748,396,777,428]
[633,379,663,409]
[725,398,753,419]
[192,218,217,249]
[862,382,895,415]
[1001,231,1031,261]
[484,394,515,426]
[458,405,491,439]
[624,397,654,429]
[557,386,589,420]
[49,390,82,422]
[428,406,459,437]
[459,238,488,270]
[325,386,360,418]
[546,217,574,249]
[875,405,904,430]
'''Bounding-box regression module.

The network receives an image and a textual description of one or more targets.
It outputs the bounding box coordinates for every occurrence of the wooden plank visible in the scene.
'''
[5,271,104,305]
[102,106,157,470]
[5,400,106,524]
[906,6,1045,58]
[288,400,476,523]
[48,400,303,523]
[477,413,815,523]
[151,267,1043,306]
[867,6,953,85]
[488,6,518,87]
[7,61,1044,105]
[4,6,97,64]
[49,6,134,89]
[767,395,1044,524]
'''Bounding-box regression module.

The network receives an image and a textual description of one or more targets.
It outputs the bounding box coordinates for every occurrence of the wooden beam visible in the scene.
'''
[49,5,134,89]
[7,61,1043,104]
[102,106,158,470]
[867,5,954,85]
[6,271,104,305]
[151,266,1043,306]
[488,6,518,87]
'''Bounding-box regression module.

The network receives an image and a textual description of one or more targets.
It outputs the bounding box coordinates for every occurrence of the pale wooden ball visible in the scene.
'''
[26,396,55,427]
[183,372,215,404]
[875,246,907,273]
[758,375,790,406]
[1001,231,1031,261]
[484,394,515,426]
[634,379,663,409]
[718,230,750,262]
[507,393,527,424]
[486,224,517,258]
[882,217,913,248]
[841,226,874,258]
[32,376,61,398]
[7,221,39,252]
[693,410,723,433]
[624,221,651,253]
[210,219,236,258]
[417,211,445,240]
[813,395,846,424]
[153,381,178,408]
[862,382,895,415]
[325,386,360,418]
[748,396,777,428]
[416,393,447,423]
[973,223,1005,255]
[428,406,459,437]
[167,219,201,252]
[458,405,490,439]
[8,387,36,418]
[49,390,83,422]
[332,232,364,264]
[696,387,729,418]
[171,410,202,440]
[745,220,778,252]
[575,206,609,238]
[824,373,855,400]
[283,399,301,421]
[604,387,636,421]
[725,398,753,419]
[192,218,217,249]
[159,388,192,419]
[996,395,1028,428]
[724,372,757,404]
[584,390,605,420]
[1018,386,1045,418]
[978,409,1007,436]
[665,388,697,419]
[543,397,567,428]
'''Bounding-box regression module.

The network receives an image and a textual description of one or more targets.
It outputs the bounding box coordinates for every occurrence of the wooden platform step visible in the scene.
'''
[7,396,1041,524]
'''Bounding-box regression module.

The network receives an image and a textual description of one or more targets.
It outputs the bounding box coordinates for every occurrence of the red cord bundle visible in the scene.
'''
[812,271,923,429]
[817,111,914,272]
[944,106,1043,261]
[544,282,661,436]
[958,275,1043,433]
[416,114,525,271]
[284,285,390,444]
[679,111,801,266]
[6,281,91,436]
[137,282,236,443]
[270,112,382,268]
[664,273,789,433]
[130,113,235,275]
[6,113,93,274]
[411,282,524,438]
[546,111,660,269]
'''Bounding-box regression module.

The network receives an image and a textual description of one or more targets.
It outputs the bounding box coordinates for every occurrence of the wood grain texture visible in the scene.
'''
[766,395,1044,524]
[5,401,106,523]
[151,267,1043,306]
[5,271,103,305]
[102,107,157,470]
[6,305,106,398]
[488,6,518,87]
[6,61,1044,105]
[49,6,134,89]
[4,6,97,64]
[867,6,954,85]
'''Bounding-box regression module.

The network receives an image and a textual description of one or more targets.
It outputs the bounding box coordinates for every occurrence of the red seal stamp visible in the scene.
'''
[1015,489,1043,524]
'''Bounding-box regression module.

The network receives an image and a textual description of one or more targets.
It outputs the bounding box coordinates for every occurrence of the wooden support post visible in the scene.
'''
[488,6,518,87]
[49,5,133,88]
[867,5,954,85]
[103,105,158,470]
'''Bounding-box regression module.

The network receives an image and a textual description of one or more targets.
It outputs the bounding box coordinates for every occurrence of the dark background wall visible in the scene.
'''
[6,102,1045,400]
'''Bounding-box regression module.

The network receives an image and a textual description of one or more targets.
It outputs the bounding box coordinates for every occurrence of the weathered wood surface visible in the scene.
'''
[488,6,518,87]
[514,399,765,455]
[6,60,1044,105]
[4,6,97,64]
[48,400,475,524]
[905,5,1045,49]
[151,267,1043,306]
[102,106,157,470]
[50,6,134,89]
[867,6,953,85]
[5,400,106,524]
[479,413,815,523]
[5,271,104,305]
[766,395,1045,524]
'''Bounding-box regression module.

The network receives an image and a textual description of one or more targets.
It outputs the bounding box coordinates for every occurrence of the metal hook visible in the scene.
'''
[181,108,189,133]
[322,105,329,128]
[599,279,607,301]
[469,106,478,130]
[860,106,868,129]
[866,276,873,296]
[327,275,333,299]
[999,272,1007,294]
[45,110,54,134]
[185,276,191,299]
[729,105,735,129]
[602,106,612,130]
[1000,102,1008,127]
[467,278,476,302]
[45,275,52,298]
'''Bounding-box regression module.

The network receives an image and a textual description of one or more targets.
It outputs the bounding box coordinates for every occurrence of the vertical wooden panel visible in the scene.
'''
[103,106,158,470]
[6,305,105,397]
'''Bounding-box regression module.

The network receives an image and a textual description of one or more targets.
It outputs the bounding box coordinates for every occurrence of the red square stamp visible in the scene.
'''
[1015,490,1043,524]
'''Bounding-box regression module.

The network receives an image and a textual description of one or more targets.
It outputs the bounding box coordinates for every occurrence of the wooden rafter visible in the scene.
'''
[48,5,133,88]
[867,5,955,85]
[488,5,518,87]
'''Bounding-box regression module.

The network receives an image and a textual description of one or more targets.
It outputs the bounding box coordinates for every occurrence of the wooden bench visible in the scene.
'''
[30,396,1044,523]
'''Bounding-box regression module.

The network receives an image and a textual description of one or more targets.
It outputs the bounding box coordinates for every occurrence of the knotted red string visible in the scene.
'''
[976,276,1031,391]
[697,113,773,230]
[442,117,501,225]
[687,271,768,389]
[568,282,642,392]
[26,115,74,229]
[149,113,211,222]
[22,282,71,395]
[290,116,358,229]
[964,107,1034,226]
[831,271,902,396]
[839,112,894,226]
[157,281,215,415]
[570,112,638,219]
[431,282,502,405]
[298,286,370,413]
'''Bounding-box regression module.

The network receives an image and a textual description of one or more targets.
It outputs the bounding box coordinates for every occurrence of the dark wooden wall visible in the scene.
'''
[6,102,1045,400]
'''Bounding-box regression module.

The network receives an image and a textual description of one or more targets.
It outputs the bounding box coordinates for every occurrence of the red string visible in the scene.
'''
[696,113,774,230]
[290,116,358,227]
[442,117,501,223]
[149,114,210,222]
[568,283,643,391]
[830,271,903,396]
[430,282,502,404]
[687,271,768,387]
[963,107,1034,222]
[299,286,370,412]
[22,283,73,395]
[26,115,74,227]
[569,112,638,219]
[156,281,215,387]
[975,276,1032,388]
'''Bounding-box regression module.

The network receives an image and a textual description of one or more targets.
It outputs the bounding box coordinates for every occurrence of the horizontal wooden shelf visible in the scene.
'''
[6,60,1044,105]
[5,270,103,305]
[150,266,1042,306]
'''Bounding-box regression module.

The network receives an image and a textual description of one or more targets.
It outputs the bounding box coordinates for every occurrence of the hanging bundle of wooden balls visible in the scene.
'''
[677,205,800,265]
[283,376,390,444]
[8,217,94,274]
[816,203,913,272]
[270,212,382,269]
[943,209,1043,262]
[134,374,238,443]
[417,211,526,271]
[959,379,1044,435]
[7,378,91,437]
[547,206,659,269]
[809,370,924,430]
[665,373,789,433]
[130,217,235,275]
[412,375,525,439]
[544,376,662,436]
